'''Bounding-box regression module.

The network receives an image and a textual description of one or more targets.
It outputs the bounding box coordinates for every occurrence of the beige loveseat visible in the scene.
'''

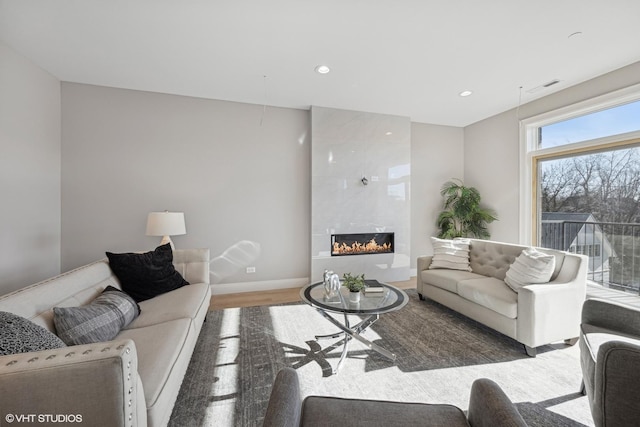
[0,248,211,427]
[417,239,587,356]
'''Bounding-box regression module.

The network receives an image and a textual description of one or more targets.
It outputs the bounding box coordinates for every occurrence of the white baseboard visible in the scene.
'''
[210,277,310,295]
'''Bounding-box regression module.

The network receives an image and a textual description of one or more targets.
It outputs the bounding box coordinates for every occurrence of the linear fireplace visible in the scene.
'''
[331,232,394,256]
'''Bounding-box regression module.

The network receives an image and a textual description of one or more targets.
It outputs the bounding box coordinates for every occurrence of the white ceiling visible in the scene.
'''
[1,0,639,127]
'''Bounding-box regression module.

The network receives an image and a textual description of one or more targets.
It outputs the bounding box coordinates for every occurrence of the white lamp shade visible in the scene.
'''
[146,212,186,237]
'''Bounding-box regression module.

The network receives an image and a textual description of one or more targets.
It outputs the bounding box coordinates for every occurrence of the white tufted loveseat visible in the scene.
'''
[417,239,587,356]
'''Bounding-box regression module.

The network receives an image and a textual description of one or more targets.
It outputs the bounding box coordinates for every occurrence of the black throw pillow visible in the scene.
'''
[106,244,189,302]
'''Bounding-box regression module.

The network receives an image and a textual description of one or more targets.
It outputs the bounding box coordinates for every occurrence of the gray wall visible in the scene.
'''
[4,43,638,294]
[61,83,310,289]
[61,83,465,285]
[62,83,463,286]
[0,41,61,295]
[464,60,640,245]
[410,122,464,265]
[463,109,519,243]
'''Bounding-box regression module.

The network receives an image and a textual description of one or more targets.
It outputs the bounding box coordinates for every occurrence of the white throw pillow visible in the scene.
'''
[504,247,556,292]
[429,237,472,271]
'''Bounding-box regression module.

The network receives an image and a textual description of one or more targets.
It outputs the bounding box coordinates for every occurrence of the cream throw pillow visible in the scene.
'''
[504,247,556,292]
[429,237,472,271]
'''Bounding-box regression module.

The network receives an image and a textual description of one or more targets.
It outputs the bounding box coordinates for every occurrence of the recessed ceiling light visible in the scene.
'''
[459,90,473,97]
[315,65,331,74]
[385,131,393,136]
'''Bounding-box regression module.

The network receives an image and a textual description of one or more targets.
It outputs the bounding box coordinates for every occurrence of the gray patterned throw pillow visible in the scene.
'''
[53,286,141,346]
[0,311,66,356]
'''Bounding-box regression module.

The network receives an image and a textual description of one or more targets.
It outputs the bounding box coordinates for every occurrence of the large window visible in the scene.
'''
[521,85,640,292]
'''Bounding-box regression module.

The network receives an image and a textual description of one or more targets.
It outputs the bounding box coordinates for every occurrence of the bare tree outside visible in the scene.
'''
[540,147,640,291]
[541,148,640,223]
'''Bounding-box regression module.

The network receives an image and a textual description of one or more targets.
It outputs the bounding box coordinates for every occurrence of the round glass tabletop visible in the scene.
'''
[300,281,408,315]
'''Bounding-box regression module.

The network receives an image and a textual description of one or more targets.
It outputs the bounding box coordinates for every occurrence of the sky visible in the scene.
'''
[540,99,640,148]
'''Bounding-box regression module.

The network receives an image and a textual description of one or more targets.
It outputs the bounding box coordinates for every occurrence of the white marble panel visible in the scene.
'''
[311,106,411,283]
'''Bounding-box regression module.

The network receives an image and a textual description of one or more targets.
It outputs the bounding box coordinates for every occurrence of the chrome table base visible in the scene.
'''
[314,309,396,374]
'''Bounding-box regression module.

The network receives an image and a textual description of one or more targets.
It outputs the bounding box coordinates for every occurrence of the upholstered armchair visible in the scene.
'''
[580,298,640,427]
[262,367,527,427]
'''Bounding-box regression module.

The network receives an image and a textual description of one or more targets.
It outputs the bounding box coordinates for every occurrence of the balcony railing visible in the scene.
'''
[541,220,640,294]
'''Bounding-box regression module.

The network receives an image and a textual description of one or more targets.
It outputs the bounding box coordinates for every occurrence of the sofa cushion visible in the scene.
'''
[457,277,518,319]
[429,237,472,271]
[126,282,210,329]
[421,269,484,294]
[0,311,66,355]
[118,318,191,408]
[106,244,189,302]
[504,247,555,292]
[53,286,141,345]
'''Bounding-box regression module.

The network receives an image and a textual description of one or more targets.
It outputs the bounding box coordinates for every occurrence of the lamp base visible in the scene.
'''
[159,235,175,250]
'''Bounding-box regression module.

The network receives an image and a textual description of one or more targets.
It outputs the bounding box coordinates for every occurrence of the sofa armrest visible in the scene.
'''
[0,339,145,427]
[515,253,587,348]
[582,298,640,337]
[517,280,586,348]
[467,378,527,427]
[416,256,433,296]
[417,255,433,274]
[263,367,301,427]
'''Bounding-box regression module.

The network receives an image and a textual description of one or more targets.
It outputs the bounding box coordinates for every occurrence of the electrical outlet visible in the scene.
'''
[246,267,256,274]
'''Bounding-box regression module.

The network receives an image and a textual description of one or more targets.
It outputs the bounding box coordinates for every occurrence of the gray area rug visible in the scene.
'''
[169,290,593,426]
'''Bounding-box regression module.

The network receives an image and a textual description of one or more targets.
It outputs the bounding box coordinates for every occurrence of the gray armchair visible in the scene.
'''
[580,298,640,427]
[263,367,527,427]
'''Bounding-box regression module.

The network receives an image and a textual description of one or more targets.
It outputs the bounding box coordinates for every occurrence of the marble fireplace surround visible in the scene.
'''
[311,106,410,283]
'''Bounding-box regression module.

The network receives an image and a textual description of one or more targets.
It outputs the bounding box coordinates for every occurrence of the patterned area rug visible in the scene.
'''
[169,290,593,426]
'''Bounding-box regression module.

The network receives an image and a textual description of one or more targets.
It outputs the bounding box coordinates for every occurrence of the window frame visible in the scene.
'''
[519,83,640,245]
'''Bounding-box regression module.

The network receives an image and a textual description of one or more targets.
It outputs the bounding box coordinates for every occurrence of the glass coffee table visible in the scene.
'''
[300,281,408,374]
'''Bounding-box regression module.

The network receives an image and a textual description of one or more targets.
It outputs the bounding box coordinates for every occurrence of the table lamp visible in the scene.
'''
[146,211,186,249]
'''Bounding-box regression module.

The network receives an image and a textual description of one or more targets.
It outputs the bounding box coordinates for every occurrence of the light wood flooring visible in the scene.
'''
[210,277,417,310]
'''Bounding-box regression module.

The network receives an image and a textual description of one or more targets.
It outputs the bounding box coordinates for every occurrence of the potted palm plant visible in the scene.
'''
[436,179,497,239]
[342,273,366,303]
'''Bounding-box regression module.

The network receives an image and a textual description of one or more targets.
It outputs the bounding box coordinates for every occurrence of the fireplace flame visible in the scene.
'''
[332,238,392,255]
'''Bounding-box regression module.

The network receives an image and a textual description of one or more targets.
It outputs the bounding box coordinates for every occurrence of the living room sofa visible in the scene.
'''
[0,248,211,427]
[417,239,588,356]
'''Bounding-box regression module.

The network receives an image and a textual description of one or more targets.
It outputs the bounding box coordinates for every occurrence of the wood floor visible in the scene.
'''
[210,277,417,310]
